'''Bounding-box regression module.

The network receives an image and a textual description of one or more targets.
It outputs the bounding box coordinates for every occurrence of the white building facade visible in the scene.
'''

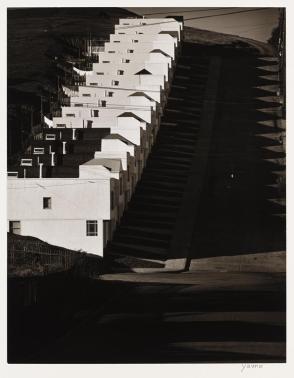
[7,17,183,256]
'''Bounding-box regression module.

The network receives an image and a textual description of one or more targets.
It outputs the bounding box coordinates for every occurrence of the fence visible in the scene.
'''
[8,239,80,273]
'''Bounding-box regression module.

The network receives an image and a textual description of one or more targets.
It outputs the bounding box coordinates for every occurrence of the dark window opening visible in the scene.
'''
[86,220,98,236]
[9,221,21,235]
[43,197,51,209]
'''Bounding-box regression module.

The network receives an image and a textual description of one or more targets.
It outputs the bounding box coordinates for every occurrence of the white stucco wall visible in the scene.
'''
[98,51,172,67]
[70,85,161,105]
[85,72,166,91]
[7,17,183,257]
[104,40,175,59]
[7,177,112,256]
[60,106,153,124]
[116,18,182,40]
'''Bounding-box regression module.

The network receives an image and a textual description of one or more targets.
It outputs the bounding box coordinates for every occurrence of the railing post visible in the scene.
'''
[39,163,43,178]
[62,141,67,155]
[51,152,55,166]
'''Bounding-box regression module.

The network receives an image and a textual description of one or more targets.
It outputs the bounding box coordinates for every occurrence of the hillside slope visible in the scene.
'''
[184,26,274,56]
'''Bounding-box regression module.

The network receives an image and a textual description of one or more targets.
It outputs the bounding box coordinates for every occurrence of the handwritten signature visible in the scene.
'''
[241,364,263,372]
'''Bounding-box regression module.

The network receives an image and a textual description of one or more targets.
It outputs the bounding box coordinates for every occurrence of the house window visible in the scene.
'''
[101,100,106,107]
[21,159,32,166]
[132,40,139,43]
[56,123,66,128]
[111,191,114,210]
[9,221,21,235]
[93,109,99,117]
[106,91,113,97]
[122,59,130,63]
[7,172,18,177]
[112,80,119,86]
[113,40,120,43]
[96,72,104,75]
[86,220,98,236]
[117,70,124,75]
[102,61,110,63]
[82,94,91,97]
[66,114,75,117]
[33,147,45,154]
[45,134,56,140]
[127,49,134,53]
[90,82,98,86]
[43,197,51,209]
[74,104,83,107]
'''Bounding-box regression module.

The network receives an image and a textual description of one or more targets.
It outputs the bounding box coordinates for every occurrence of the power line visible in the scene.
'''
[143,7,233,16]
[184,8,270,22]
[116,8,270,30]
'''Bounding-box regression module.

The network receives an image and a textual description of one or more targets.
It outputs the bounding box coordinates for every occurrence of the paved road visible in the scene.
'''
[27,271,286,363]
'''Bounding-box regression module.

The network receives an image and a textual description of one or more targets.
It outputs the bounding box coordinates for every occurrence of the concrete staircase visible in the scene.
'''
[105,50,210,268]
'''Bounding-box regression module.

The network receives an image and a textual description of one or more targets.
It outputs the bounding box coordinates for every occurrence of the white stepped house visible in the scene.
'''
[115,18,183,41]
[85,72,168,93]
[8,172,120,254]
[68,82,163,105]
[97,50,173,69]
[92,61,170,82]
[70,86,159,113]
[52,112,153,168]
[110,32,179,47]
[7,17,183,256]
[104,37,177,60]
[100,134,142,180]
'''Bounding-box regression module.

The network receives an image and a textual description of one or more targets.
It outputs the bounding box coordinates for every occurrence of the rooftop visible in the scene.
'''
[83,158,122,172]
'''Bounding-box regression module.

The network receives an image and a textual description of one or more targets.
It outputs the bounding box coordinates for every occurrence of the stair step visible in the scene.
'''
[109,242,167,259]
[113,234,170,248]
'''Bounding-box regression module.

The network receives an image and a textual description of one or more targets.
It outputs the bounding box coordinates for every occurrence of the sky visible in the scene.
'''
[126,7,280,42]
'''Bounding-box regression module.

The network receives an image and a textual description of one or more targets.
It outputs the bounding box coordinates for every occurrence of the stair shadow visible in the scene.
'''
[188,55,285,261]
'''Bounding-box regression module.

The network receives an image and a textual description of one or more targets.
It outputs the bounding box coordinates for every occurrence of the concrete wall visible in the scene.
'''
[59,105,154,124]
[109,33,178,50]
[7,177,112,255]
[104,40,176,59]
[70,84,162,104]
[92,61,169,80]
[85,72,166,91]
[98,51,172,67]
[115,18,183,40]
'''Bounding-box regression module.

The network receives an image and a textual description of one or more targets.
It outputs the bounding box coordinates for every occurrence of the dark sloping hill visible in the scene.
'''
[184,26,274,56]
[7,7,138,96]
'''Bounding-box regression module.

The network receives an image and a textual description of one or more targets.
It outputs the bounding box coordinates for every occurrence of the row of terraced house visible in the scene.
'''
[7,17,183,256]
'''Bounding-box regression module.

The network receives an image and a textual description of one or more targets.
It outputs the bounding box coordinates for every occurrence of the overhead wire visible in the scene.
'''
[115,8,271,30]
[142,8,233,16]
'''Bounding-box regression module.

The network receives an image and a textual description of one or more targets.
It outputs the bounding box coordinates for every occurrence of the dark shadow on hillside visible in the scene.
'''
[189,54,285,260]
